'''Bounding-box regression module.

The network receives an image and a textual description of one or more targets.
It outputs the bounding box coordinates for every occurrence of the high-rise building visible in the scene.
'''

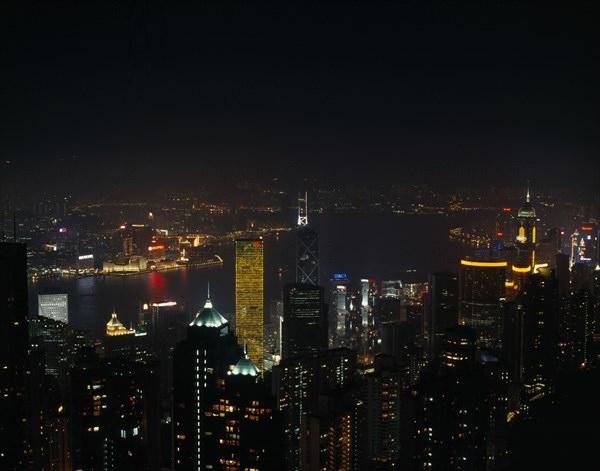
[70,357,161,470]
[28,315,71,382]
[363,355,403,467]
[202,355,284,469]
[296,192,319,285]
[235,238,264,369]
[520,272,560,387]
[281,283,328,359]
[0,242,31,469]
[514,182,537,271]
[173,292,241,469]
[426,272,459,359]
[459,260,507,348]
[38,288,69,323]
[272,348,358,471]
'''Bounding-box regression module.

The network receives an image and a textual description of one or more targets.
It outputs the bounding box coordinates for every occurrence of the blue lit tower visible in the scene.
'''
[296,192,319,285]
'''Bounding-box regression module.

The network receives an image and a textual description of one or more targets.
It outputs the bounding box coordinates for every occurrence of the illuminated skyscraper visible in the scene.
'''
[459,260,507,348]
[38,289,69,323]
[235,238,264,370]
[515,182,537,270]
[296,192,319,285]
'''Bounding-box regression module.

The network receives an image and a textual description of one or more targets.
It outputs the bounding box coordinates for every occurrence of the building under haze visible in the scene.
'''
[296,192,319,285]
[235,238,265,370]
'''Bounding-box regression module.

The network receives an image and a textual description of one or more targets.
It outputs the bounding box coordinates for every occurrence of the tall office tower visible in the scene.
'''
[459,260,507,348]
[518,272,560,388]
[70,357,161,471]
[414,337,508,471]
[362,355,403,468]
[426,272,459,359]
[514,182,537,270]
[282,283,328,359]
[330,275,351,347]
[173,292,241,470]
[203,356,285,469]
[272,348,358,471]
[235,238,264,369]
[38,288,69,323]
[299,390,360,471]
[29,315,71,385]
[297,192,319,285]
[0,242,30,469]
[562,288,595,367]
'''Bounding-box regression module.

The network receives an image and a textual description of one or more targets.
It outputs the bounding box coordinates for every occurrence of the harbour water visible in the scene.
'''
[29,213,473,338]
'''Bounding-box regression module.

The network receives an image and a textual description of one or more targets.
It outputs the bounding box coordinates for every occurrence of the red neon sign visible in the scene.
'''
[148,245,164,251]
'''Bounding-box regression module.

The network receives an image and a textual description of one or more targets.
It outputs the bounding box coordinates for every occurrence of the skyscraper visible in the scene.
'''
[296,192,319,285]
[38,288,69,323]
[426,272,459,359]
[459,260,507,348]
[282,283,328,359]
[235,238,264,369]
[515,182,537,271]
[173,292,241,469]
[0,242,30,468]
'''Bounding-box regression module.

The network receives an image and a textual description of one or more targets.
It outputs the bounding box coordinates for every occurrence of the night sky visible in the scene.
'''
[1,1,598,193]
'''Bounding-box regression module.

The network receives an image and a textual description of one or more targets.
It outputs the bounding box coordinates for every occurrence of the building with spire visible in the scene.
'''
[296,191,319,286]
[173,288,241,470]
[514,181,537,274]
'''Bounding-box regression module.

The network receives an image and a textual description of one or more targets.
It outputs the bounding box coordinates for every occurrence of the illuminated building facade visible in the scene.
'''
[235,238,264,369]
[459,260,507,348]
[202,356,284,470]
[363,355,403,467]
[38,289,69,323]
[296,192,319,285]
[514,183,537,270]
[282,283,328,359]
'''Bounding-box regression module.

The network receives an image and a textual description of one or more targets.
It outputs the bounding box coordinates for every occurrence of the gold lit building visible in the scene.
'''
[106,310,133,336]
[235,238,264,370]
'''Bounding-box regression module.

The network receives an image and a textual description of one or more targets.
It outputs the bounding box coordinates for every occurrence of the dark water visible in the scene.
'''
[29,213,471,338]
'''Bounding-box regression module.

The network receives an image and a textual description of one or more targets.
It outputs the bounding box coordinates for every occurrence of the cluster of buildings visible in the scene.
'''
[1,186,599,470]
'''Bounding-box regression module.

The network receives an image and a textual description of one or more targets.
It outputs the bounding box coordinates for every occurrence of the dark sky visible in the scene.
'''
[1,0,599,193]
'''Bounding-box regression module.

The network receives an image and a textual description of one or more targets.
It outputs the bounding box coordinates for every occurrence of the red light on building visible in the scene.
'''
[420,290,429,297]
[581,226,593,231]
[502,208,511,212]
[252,241,262,248]
[497,231,503,237]
[369,278,375,283]
[148,245,165,251]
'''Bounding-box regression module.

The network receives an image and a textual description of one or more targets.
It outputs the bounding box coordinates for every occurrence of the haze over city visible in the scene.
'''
[1,1,599,470]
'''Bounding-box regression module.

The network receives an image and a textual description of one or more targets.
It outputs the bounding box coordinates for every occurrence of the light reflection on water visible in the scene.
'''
[29,213,471,339]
